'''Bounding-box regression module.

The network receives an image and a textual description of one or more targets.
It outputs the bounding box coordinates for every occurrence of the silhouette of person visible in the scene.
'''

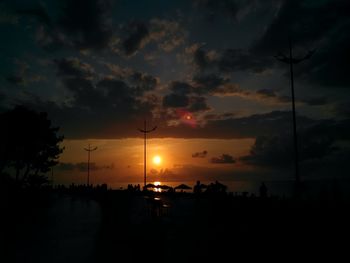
[194,180,202,194]
[259,182,268,198]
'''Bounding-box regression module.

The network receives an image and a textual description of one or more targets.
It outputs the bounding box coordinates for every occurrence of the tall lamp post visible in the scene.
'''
[138,120,157,187]
[84,144,98,186]
[275,38,315,192]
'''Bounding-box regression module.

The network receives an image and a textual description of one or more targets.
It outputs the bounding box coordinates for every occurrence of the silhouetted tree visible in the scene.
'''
[0,106,64,187]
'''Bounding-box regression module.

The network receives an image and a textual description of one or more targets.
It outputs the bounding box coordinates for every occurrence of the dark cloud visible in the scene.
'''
[240,134,294,168]
[16,3,52,26]
[169,81,193,94]
[58,0,113,50]
[193,0,239,20]
[158,110,313,139]
[5,60,45,86]
[209,83,243,96]
[163,93,190,108]
[162,81,210,112]
[180,44,217,71]
[301,146,350,179]
[189,46,272,74]
[192,150,208,158]
[255,89,327,106]
[119,18,187,55]
[253,0,350,55]
[300,97,328,106]
[218,49,271,73]
[192,73,230,95]
[255,89,288,104]
[168,72,244,98]
[3,58,162,139]
[16,70,159,139]
[129,72,159,92]
[15,75,320,140]
[95,77,156,108]
[193,47,213,70]
[35,26,68,51]
[17,0,114,51]
[204,112,235,120]
[23,8,186,54]
[193,0,281,22]
[240,119,349,169]
[253,0,350,86]
[57,162,114,172]
[0,0,346,158]
[54,58,95,79]
[211,154,235,164]
[64,77,107,109]
[255,89,287,103]
[148,18,187,52]
[188,96,210,112]
[0,92,6,103]
[104,63,159,92]
[333,102,350,118]
[299,123,338,161]
[161,80,211,115]
[6,74,25,85]
[122,21,149,56]
[304,119,350,142]
[256,89,276,98]
[54,60,158,113]
[189,0,350,87]
[293,31,350,86]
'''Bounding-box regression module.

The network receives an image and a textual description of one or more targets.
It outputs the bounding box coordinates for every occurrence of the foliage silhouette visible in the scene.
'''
[0,106,64,187]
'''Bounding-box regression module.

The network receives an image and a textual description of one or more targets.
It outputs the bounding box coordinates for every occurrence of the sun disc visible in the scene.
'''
[153,155,162,165]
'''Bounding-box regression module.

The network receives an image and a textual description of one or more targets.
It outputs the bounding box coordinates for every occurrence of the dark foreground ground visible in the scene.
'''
[1,188,349,263]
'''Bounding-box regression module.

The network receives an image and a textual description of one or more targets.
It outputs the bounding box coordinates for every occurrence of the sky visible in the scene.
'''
[1,0,350,186]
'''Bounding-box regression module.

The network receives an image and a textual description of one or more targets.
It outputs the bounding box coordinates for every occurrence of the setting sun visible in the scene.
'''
[153,155,162,165]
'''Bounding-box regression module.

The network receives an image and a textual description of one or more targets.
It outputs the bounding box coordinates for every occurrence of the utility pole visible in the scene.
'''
[84,144,98,186]
[275,38,315,191]
[138,120,157,187]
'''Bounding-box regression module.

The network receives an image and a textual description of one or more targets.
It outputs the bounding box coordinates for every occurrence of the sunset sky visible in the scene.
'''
[1,0,350,186]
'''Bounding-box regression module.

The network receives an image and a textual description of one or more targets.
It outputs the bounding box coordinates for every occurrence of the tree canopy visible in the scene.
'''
[0,106,64,187]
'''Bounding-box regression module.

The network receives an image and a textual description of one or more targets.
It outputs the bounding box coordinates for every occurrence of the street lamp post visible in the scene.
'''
[84,144,98,186]
[138,120,157,188]
[275,38,315,193]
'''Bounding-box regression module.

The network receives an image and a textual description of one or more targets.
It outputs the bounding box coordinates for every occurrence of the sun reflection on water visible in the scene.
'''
[154,181,161,192]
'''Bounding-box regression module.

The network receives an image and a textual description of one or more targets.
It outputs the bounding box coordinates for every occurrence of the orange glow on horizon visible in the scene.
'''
[56,138,255,186]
